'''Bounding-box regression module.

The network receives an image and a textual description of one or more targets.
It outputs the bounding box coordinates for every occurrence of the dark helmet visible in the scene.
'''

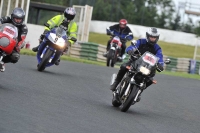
[64,7,76,21]
[119,19,128,29]
[146,27,160,45]
[11,7,25,26]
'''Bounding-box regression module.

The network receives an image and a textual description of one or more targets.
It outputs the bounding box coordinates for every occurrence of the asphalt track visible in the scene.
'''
[0,55,199,133]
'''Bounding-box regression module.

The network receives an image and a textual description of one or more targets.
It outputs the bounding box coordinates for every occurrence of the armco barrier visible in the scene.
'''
[70,42,106,62]
[70,42,197,73]
[195,61,200,74]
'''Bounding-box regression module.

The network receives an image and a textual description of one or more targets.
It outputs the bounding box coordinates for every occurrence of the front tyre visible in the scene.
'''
[120,85,139,112]
[107,49,115,67]
[37,49,54,71]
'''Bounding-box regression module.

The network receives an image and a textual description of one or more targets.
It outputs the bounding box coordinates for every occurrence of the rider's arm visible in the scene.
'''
[0,16,11,24]
[16,24,28,52]
[125,27,134,41]
[125,39,140,54]
[155,44,164,66]
[154,44,164,72]
[106,24,118,35]
[44,15,63,31]
[68,21,77,45]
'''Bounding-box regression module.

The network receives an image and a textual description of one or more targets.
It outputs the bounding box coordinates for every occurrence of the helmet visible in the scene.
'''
[11,7,25,26]
[146,27,160,45]
[119,19,128,29]
[64,7,76,21]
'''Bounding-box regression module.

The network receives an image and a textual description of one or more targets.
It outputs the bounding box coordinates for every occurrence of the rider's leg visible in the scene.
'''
[110,61,130,91]
[103,39,112,57]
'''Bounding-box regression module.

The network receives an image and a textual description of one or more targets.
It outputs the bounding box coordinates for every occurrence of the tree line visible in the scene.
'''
[30,0,200,36]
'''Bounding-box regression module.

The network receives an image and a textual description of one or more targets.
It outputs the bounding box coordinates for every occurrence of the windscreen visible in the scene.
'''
[0,23,18,39]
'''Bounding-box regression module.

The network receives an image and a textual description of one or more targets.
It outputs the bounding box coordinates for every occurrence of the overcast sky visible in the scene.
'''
[173,0,200,23]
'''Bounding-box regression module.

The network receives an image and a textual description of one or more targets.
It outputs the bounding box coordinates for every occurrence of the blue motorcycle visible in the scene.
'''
[36,26,76,71]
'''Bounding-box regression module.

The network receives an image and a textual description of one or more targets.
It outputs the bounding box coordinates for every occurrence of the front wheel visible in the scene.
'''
[120,85,139,112]
[37,49,54,71]
[106,49,115,67]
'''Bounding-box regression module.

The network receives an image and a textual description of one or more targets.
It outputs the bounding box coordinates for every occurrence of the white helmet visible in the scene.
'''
[146,27,160,45]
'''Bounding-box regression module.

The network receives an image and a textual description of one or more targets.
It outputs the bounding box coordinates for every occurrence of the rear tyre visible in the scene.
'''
[37,49,54,71]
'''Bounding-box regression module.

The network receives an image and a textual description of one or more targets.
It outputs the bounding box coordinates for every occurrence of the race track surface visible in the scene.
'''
[0,55,199,133]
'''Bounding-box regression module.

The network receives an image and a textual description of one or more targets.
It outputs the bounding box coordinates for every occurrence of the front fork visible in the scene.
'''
[124,77,145,103]
[0,52,6,62]
[40,46,56,63]
[0,56,3,62]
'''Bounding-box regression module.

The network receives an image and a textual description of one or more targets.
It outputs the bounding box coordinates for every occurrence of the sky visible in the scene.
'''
[173,0,200,24]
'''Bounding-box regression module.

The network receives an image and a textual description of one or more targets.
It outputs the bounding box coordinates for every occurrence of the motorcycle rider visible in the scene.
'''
[32,7,77,65]
[104,19,134,61]
[110,27,164,93]
[0,7,28,72]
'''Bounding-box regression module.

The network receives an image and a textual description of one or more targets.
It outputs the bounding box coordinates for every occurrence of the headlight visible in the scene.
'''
[139,66,150,75]
[56,42,65,47]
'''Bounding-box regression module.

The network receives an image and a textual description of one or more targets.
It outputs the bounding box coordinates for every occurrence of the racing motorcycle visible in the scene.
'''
[0,23,18,71]
[106,33,132,67]
[106,36,122,67]
[110,44,171,112]
[37,25,77,71]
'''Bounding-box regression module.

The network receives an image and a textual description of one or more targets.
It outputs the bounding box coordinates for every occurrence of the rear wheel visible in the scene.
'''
[37,49,54,71]
[120,85,139,112]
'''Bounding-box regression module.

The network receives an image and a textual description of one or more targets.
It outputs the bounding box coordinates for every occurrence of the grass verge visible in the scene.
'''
[20,49,106,66]
[21,49,200,80]
[89,32,195,58]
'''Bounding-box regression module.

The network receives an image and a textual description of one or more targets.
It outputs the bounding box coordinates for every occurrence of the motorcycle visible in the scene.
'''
[0,23,18,71]
[37,25,77,71]
[111,43,171,112]
[106,36,122,67]
[106,33,132,67]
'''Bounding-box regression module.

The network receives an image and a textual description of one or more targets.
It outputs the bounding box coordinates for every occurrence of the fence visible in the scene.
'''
[70,42,200,74]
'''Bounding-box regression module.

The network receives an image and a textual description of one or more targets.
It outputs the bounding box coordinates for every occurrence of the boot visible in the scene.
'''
[32,45,40,52]
[110,80,120,91]
[103,51,108,57]
[55,59,60,66]
[0,61,5,72]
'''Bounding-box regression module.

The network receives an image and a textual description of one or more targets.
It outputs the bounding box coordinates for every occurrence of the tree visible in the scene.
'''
[169,13,181,30]
[181,18,194,33]
[194,21,200,37]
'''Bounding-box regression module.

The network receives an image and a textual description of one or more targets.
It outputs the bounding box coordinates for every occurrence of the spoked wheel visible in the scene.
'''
[37,49,54,71]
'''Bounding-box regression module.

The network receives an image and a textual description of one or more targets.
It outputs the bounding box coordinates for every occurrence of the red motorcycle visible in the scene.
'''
[0,23,18,71]
[106,36,122,67]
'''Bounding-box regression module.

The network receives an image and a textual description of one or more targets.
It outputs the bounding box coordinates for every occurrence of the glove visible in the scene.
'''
[15,46,20,53]
[39,30,48,42]
[127,50,134,55]
[156,63,164,72]
[60,20,68,31]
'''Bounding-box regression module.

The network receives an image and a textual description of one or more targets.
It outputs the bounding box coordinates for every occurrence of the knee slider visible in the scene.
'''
[120,64,127,70]
[11,52,20,63]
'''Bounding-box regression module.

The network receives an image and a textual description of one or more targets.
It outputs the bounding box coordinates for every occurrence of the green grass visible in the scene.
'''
[159,71,200,80]
[20,49,106,66]
[89,32,195,58]
[20,32,200,80]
